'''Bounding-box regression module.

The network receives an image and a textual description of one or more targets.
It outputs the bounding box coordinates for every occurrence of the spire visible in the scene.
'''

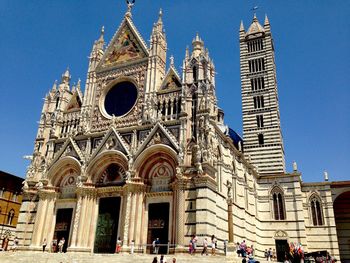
[76,79,81,91]
[51,80,57,92]
[192,33,204,57]
[185,46,189,60]
[264,14,270,26]
[158,8,163,25]
[61,68,71,84]
[240,20,245,31]
[246,14,265,36]
[253,13,258,22]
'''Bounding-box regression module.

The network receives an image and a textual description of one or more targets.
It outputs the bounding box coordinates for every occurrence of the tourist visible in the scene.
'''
[152,256,158,263]
[192,234,198,254]
[240,240,247,257]
[188,238,193,254]
[201,238,208,256]
[211,235,217,256]
[58,237,65,253]
[246,246,252,255]
[268,248,272,261]
[264,249,269,260]
[248,254,259,263]
[51,237,57,253]
[272,248,276,261]
[251,245,255,256]
[237,242,241,256]
[130,239,135,254]
[42,238,47,252]
[172,257,176,263]
[115,237,122,253]
[154,237,160,254]
[160,254,167,263]
[12,236,19,251]
[224,239,228,256]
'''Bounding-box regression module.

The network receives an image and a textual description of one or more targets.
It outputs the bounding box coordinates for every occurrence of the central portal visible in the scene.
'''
[94,197,121,253]
[147,203,170,254]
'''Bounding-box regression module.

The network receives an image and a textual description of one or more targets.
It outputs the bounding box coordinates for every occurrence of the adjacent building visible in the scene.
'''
[0,170,24,250]
[16,4,349,262]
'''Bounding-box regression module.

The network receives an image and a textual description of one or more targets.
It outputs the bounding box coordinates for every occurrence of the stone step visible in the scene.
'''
[0,251,242,263]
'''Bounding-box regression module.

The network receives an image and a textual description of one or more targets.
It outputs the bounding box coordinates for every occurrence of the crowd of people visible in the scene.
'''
[151,255,176,263]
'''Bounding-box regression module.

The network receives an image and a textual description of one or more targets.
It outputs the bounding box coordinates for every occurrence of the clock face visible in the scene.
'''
[104,81,138,117]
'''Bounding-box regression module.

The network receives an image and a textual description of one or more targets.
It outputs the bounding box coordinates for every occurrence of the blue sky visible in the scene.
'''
[0,0,349,182]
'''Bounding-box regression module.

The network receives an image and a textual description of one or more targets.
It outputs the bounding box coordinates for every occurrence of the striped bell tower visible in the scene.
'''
[239,14,286,174]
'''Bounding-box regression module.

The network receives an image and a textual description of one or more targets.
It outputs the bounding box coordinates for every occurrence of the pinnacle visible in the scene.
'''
[264,14,270,25]
[240,20,245,31]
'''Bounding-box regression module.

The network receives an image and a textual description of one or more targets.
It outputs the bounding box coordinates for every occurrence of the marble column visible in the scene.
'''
[227,197,236,254]
[31,190,56,248]
[175,183,185,250]
[121,191,131,249]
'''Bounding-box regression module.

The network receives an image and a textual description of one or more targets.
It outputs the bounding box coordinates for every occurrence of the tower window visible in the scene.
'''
[250,77,265,91]
[253,96,264,109]
[248,58,265,73]
[258,133,264,145]
[256,115,264,128]
[247,39,263,53]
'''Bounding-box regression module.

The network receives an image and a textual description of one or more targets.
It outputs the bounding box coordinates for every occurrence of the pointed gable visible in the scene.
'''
[89,127,130,160]
[50,137,84,167]
[160,67,182,91]
[135,122,179,158]
[99,17,149,69]
[65,92,82,112]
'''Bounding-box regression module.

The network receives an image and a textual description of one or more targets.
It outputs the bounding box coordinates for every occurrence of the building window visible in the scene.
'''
[12,193,17,202]
[7,209,15,225]
[0,188,4,198]
[257,115,264,128]
[247,39,263,52]
[250,77,265,91]
[271,187,286,220]
[253,96,264,109]
[258,133,264,145]
[248,58,265,73]
[310,194,323,226]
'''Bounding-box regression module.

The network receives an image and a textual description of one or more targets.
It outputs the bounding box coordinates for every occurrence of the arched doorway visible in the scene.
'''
[334,191,350,262]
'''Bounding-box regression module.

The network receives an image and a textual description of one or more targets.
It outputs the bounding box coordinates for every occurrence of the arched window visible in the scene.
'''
[310,194,323,226]
[271,187,286,220]
[7,209,15,225]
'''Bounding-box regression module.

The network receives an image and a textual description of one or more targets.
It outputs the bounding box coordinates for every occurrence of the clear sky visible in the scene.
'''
[0,0,349,182]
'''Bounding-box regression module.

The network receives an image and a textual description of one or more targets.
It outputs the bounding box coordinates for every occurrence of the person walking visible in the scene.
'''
[130,239,135,254]
[115,237,122,253]
[201,238,208,256]
[192,234,198,254]
[155,238,160,254]
[152,256,158,263]
[211,235,217,256]
[58,237,65,253]
[42,238,47,252]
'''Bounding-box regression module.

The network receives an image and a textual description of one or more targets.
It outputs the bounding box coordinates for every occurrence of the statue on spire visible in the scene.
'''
[126,0,135,15]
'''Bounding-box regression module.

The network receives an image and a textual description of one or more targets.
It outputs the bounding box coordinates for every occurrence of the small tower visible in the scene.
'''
[145,9,167,94]
[240,15,286,174]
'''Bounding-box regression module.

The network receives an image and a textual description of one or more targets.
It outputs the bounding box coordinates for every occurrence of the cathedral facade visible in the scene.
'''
[16,5,350,262]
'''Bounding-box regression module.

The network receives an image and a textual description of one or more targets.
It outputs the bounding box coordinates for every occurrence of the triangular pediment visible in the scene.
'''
[160,67,182,91]
[90,127,130,160]
[98,17,148,69]
[50,137,84,167]
[135,122,179,158]
[65,92,82,112]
